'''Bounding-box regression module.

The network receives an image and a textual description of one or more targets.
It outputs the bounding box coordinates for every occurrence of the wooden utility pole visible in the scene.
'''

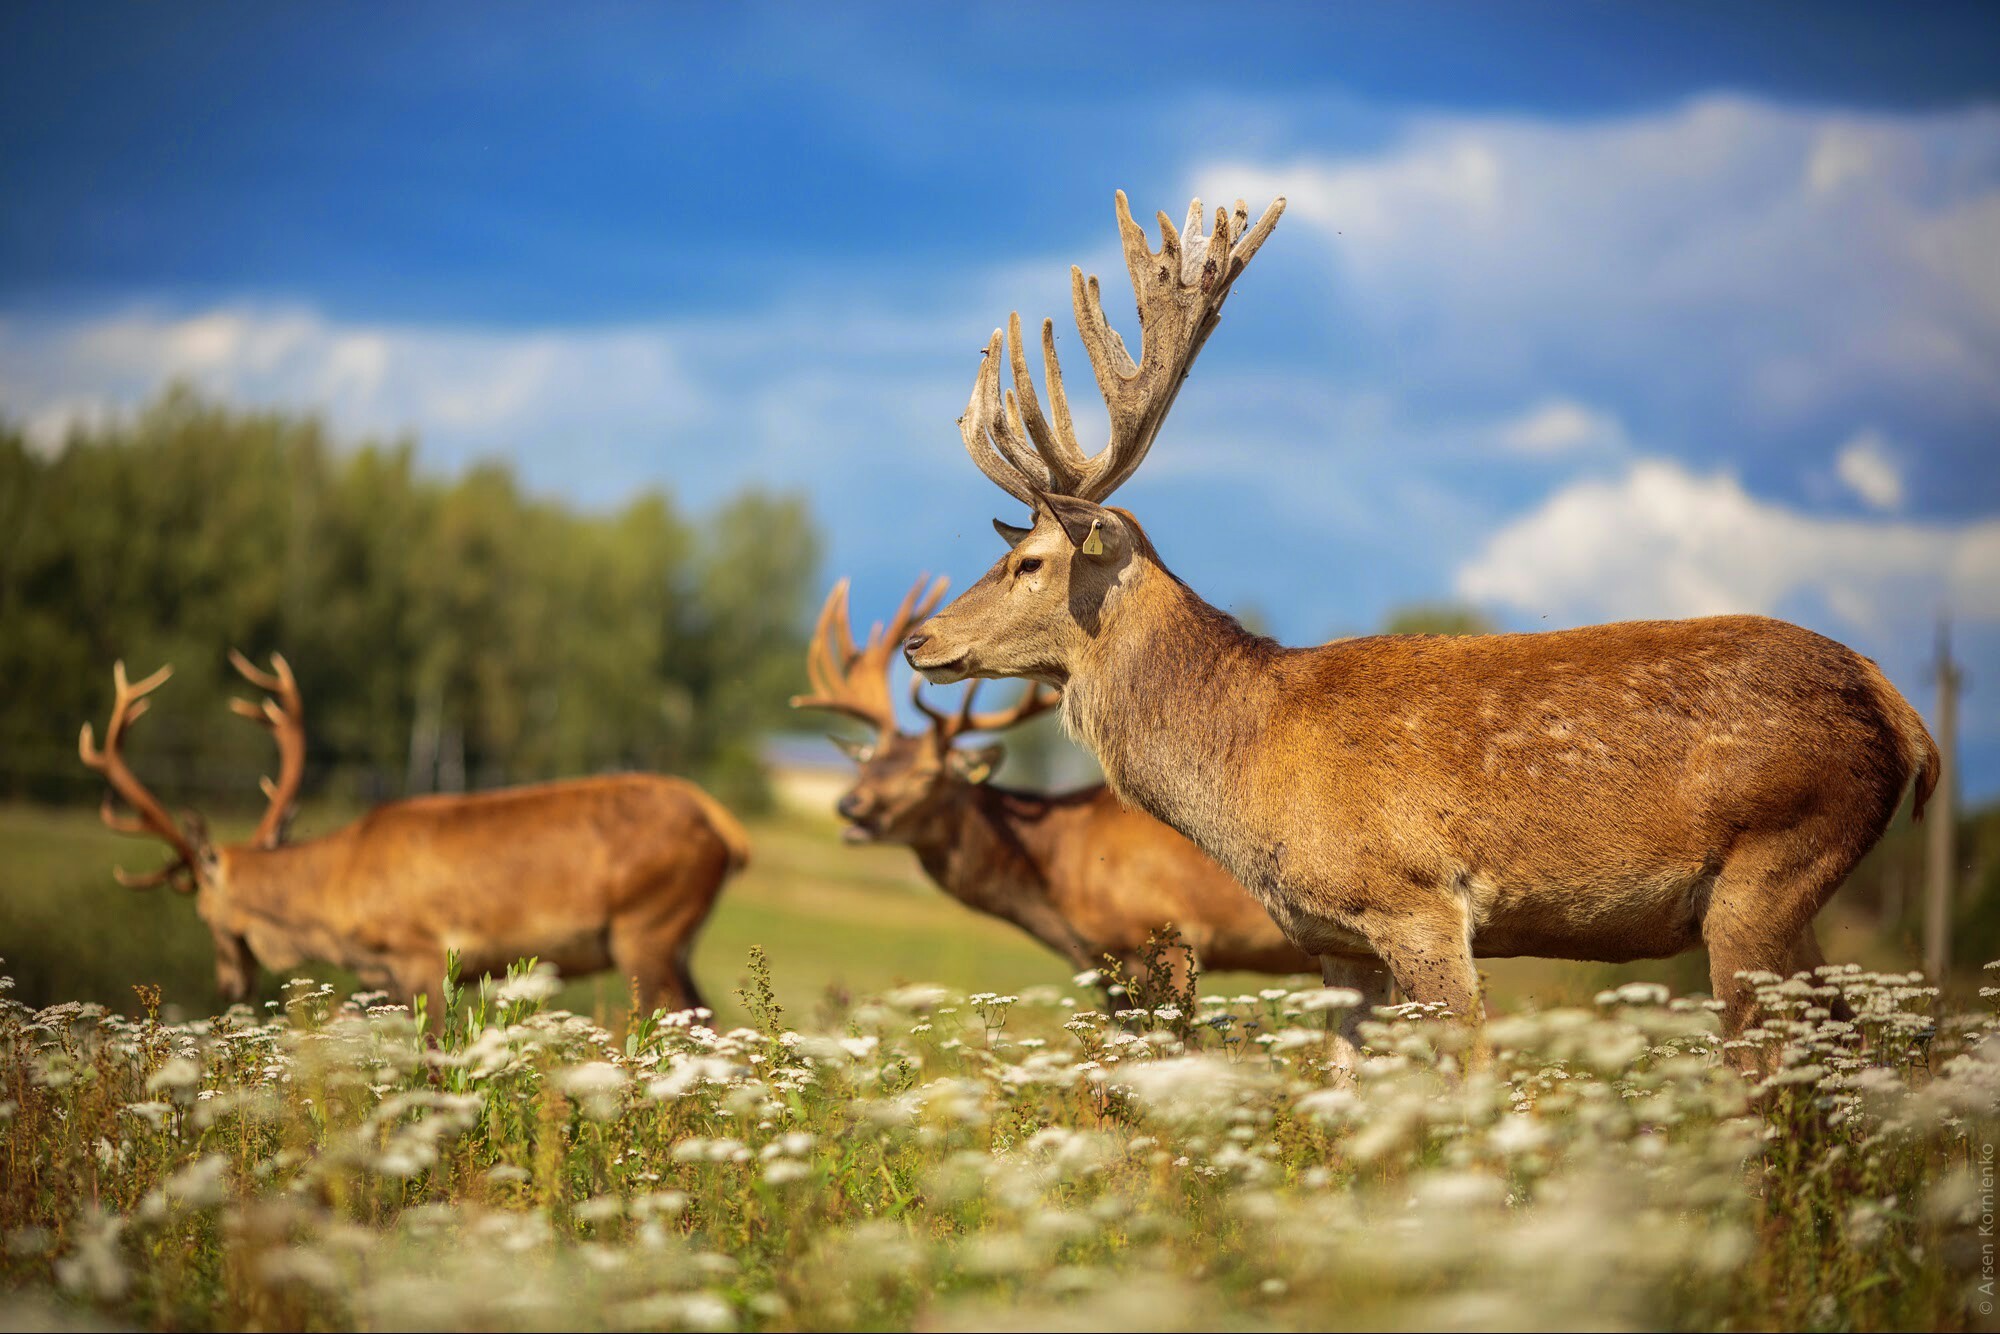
[1924,619,1960,981]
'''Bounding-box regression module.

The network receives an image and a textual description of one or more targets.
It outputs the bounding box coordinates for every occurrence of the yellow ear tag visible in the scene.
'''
[1081,520,1105,556]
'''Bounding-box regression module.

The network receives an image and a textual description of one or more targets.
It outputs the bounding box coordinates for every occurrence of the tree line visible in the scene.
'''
[0,387,820,812]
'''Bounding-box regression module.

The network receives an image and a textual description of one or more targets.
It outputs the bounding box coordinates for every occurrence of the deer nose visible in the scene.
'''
[902,633,929,660]
[837,791,865,819]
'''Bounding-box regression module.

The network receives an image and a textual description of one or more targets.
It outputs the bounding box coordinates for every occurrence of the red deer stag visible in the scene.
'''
[902,191,1939,1046]
[80,653,748,1016]
[791,575,1313,986]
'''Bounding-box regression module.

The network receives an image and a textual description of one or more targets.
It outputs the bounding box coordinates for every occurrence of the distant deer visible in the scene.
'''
[80,653,748,1015]
[903,191,1939,1045]
[791,576,1312,987]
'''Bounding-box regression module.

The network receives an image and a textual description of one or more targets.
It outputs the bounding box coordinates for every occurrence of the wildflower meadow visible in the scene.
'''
[2,945,1996,1331]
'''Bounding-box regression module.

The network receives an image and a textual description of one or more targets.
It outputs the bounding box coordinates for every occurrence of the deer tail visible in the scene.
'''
[684,784,752,874]
[1862,658,1942,822]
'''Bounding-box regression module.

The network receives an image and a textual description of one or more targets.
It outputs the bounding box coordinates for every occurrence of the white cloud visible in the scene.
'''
[1199,97,2000,441]
[1835,429,1905,511]
[9,307,713,447]
[1497,398,1626,456]
[0,303,993,509]
[1455,457,2000,630]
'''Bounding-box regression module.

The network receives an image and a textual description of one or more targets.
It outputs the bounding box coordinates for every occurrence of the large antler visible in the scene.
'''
[790,576,949,734]
[961,190,1285,506]
[910,675,1062,749]
[228,649,304,849]
[78,661,201,892]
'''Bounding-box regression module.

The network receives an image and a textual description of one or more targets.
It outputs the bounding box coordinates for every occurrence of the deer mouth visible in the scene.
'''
[839,820,878,844]
[911,655,970,684]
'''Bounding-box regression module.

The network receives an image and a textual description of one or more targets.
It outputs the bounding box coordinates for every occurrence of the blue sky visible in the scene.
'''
[4,2,1998,795]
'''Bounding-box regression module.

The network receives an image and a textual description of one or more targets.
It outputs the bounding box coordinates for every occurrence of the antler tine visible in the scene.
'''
[1006,313,1085,494]
[97,792,149,836]
[791,579,885,728]
[959,332,1046,505]
[799,580,856,704]
[886,572,950,644]
[113,862,191,892]
[911,676,1061,747]
[229,649,306,849]
[908,672,958,733]
[79,659,201,889]
[962,681,1062,736]
[958,190,1285,508]
[791,575,949,735]
[909,673,983,746]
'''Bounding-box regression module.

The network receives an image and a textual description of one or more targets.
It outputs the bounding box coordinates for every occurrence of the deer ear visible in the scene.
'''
[992,517,1031,548]
[948,742,1004,784]
[1038,493,1123,559]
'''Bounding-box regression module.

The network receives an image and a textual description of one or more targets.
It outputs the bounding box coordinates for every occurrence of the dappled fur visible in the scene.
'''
[911,501,1939,1038]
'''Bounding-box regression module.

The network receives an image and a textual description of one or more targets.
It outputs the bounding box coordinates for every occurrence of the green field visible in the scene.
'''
[0,802,1077,1029]
[2,801,1922,1032]
[3,799,1991,1330]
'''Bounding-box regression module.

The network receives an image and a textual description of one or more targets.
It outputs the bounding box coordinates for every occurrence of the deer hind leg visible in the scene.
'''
[610,877,723,1020]
[1703,827,1870,1058]
[1782,923,1855,1025]
[609,916,698,1018]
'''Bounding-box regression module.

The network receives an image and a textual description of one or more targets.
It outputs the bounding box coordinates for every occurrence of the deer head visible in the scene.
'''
[903,191,1283,687]
[791,575,1058,844]
[79,651,307,1001]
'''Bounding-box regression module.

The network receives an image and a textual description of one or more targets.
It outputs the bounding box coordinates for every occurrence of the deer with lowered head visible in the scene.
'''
[791,575,1313,985]
[80,653,748,1016]
[902,190,1940,1051]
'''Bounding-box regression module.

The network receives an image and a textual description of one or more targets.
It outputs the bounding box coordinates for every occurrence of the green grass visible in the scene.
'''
[0,801,1923,1031]
[2,801,1989,1330]
[0,802,1078,1029]
[0,952,1988,1330]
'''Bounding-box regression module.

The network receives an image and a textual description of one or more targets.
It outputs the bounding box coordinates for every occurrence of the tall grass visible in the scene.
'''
[2,949,1994,1330]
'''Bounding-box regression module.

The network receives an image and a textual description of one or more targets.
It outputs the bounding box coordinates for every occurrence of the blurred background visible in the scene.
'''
[3,2,1996,1019]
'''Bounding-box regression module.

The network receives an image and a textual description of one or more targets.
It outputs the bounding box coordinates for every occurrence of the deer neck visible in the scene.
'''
[1061,567,1283,853]
[908,784,1093,967]
[210,834,353,959]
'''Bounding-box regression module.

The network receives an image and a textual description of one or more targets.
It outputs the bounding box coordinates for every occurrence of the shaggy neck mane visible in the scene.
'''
[1061,549,1284,842]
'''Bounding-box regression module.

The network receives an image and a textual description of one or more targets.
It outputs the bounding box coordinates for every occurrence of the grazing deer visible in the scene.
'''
[902,191,1940,1045]
[791,576,1313,986]
[80,653,748,1016]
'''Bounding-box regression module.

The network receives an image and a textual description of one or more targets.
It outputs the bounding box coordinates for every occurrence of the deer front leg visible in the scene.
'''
[1319,955,1393,1042]
[388,955,451,1032]
[1334,895,1485,1069]
[1318,955,1393,1080]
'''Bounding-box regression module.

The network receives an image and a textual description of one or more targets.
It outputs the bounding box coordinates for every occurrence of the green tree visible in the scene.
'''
[0,388,820,813]
[1380,601,1497,637]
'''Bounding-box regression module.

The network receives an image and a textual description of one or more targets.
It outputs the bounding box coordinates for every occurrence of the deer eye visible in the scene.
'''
[1016,558,1043,576]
